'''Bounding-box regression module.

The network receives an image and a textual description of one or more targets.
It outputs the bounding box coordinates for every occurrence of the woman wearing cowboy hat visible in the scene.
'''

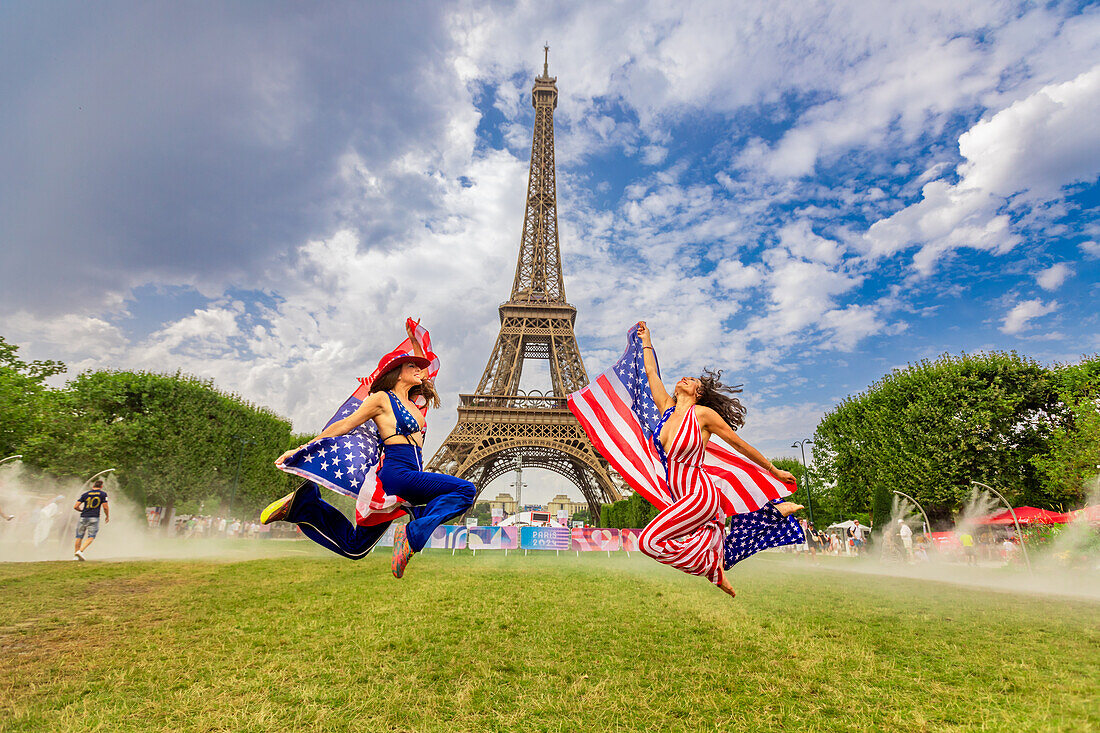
[262,319,475,578]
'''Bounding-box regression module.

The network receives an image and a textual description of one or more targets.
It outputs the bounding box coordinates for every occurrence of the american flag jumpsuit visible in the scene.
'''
[639,405,725,585]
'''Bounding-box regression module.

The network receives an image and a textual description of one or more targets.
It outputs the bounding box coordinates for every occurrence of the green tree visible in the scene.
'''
[23,370,297,518]
[1032,356,1100,506]
[0,336,66,457]
[599,491,658,529]
[812,352,1063,525]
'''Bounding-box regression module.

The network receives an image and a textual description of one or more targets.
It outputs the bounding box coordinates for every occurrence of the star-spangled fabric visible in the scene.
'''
[278,319,438,527]
[723,501,805,569]
[568,324,797,515]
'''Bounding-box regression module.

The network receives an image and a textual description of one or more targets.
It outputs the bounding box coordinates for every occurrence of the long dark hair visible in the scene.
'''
[369,366,441,408]
[696,368,746,430]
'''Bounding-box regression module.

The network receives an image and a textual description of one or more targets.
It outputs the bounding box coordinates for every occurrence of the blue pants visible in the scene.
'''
[377,444,476,552]
[288,444,475,558]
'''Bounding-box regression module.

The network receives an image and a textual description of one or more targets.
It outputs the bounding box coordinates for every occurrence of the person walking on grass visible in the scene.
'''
[262,318,475,578]
[72,480,109,560]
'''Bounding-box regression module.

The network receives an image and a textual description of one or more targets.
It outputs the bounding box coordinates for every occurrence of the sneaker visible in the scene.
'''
[75,551,86,561]
[260,487,301,525]
[391,532,414,579]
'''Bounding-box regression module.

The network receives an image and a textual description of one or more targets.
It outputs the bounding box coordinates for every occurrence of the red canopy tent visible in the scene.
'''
[974,506,1072,525]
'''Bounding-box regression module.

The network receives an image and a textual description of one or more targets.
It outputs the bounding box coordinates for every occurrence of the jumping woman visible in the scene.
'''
[636,321,803,596]
[261,318,475,578]
[569,322,804,598]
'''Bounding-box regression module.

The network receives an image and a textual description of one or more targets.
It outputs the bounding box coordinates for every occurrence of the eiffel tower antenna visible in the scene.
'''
[427,49,620,518]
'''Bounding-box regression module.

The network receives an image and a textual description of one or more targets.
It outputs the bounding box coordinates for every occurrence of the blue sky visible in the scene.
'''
[2,1,1098,503]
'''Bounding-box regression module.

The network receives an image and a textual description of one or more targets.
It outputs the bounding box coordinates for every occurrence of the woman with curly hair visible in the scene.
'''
[635,321,803,597]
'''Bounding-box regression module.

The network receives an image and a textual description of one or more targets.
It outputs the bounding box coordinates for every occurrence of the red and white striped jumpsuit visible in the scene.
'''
[639,405,724,584]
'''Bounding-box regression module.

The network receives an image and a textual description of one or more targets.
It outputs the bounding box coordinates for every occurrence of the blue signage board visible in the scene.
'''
[519,526,571,550]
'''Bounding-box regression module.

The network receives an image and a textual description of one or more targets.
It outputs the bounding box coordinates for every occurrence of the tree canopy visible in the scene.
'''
[3,339,301,517]
[811,352,1099,527]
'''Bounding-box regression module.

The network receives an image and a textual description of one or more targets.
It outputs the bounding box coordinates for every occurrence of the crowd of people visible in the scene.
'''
[169,514,272,539]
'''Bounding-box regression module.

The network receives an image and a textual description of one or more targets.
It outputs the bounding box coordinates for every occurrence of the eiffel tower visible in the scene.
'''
[427,47,621,518]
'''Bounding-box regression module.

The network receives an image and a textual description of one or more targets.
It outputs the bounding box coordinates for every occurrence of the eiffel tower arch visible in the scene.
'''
[427,47,621,519]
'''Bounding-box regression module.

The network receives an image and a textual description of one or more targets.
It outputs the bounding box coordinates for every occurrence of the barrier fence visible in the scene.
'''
[374,526,647,556]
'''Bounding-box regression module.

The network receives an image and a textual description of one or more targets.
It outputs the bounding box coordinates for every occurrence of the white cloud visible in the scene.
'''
[640,145,668,165]
[778,220,845,265]
[0,310,127,376]
[1000,299,1058,335]
[1036,263,1073,291]
[863,65,1100,274]
[1080,240,1100,259]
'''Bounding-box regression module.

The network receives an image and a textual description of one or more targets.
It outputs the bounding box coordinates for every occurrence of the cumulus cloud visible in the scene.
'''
[863,65,1100,274]
[1000,299,1058,335]
[1036,263,1073,291]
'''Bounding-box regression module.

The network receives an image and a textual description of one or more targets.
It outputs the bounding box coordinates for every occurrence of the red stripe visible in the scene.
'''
[592,376,667,493]
[707,445,787,500]
[569,388,664,504]
[707,463,781,505]
[594,374,666,479]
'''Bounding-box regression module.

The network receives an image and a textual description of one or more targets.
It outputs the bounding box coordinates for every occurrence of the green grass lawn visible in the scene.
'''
[1,547,1096,732]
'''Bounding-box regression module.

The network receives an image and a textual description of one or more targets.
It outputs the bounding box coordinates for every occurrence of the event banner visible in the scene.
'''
[467,526,519,550]
[427,525,467,549]
[519,526,571,551]
[620,528,644,552]
[491,508,503,526]
[571,528,621,551]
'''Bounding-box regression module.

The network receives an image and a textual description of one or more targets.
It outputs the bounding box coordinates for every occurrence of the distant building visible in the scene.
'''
[487,493,517,514]
[547,494,587,517]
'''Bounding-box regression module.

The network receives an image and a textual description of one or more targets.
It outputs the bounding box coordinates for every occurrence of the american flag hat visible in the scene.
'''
[365,350,432,390]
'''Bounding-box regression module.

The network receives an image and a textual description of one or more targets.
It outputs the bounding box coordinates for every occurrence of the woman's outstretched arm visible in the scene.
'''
[406,318,425,359]
[637,321,673,412]
[275,392,386,466]
[698,407,796,483]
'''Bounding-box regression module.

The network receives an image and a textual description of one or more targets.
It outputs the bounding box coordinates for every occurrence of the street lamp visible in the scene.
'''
[791,439,815,526]
[971,480,1032,573]
[228,436,255,519]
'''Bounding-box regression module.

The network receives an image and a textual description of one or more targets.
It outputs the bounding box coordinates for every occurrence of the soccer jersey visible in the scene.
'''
[78,489,108,518]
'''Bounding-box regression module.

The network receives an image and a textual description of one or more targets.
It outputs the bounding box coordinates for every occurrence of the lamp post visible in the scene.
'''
[791,439,815,526]
[229,436,255,520]
[971,480,1032,573]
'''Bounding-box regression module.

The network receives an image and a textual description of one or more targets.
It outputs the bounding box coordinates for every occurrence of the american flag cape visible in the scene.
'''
[278,319,440,527]
[567,325,796,516]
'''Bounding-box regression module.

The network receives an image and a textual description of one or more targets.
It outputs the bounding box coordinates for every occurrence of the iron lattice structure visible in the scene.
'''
[427,49,621,518]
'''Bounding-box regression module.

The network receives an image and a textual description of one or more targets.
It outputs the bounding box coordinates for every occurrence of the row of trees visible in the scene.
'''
[810,352,1100,527]
[1,337,305,519]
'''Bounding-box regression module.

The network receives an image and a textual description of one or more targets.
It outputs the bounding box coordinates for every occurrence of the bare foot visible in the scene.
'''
[716,566,737,599]
[776,502,804,518]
